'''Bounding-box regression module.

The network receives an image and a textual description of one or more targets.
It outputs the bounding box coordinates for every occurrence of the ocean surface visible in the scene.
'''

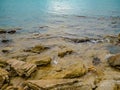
[0,0,120,37]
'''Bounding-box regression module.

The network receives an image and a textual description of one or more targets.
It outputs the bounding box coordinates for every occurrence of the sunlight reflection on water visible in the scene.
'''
[48,0,72,14]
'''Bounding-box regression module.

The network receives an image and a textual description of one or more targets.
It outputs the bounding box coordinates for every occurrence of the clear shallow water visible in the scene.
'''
[0,0,120,37]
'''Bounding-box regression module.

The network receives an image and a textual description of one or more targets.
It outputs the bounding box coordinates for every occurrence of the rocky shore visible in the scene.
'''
[0,28,120,90]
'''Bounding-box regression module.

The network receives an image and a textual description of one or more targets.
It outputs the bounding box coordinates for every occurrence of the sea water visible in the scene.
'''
[0,0,120,37]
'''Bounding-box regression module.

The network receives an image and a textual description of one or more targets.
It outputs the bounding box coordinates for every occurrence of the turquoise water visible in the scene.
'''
[0,0,120,36]
[0,0,120,16]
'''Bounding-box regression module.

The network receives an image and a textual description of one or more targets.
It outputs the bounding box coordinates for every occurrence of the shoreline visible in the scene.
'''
[0,27,120,89]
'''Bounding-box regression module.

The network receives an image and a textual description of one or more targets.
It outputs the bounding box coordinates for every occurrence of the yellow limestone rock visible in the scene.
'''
[6,59,37,77]
[27,55,51,66]
[63,63,86,79]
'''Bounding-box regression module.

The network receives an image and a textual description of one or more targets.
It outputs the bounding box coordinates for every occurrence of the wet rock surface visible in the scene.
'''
[0,32,120,89]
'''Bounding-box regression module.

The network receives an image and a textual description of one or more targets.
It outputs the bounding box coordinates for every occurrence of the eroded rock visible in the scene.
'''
[63,63,86,79]
[107,53,120,69]
[6,59,37,77]
[27,55,52,66]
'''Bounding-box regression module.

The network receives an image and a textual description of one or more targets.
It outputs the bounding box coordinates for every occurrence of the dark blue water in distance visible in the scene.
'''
[0,0,120,36]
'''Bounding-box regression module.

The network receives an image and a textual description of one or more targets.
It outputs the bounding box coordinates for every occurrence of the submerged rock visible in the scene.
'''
[2,50,10,54]
[24,45,49,54]
[7,30,16,34]
[23,79,92,90]
[39,26,49,29]
[58,49,73,58]
[65,37,91,43]
[13,27,22,30]
[76,15,86,18]
[0,28,21,34]
[11,53,29,61]
[104,35,119,44]
[107,53,120,69]
[2,47,13,54]
[27,55,52,66]
[31,45,49,53]
[0,29,7,34]
[6,59,37,77]
[1,39,10,43]
[107,45,120,54]
[0,68,9,88]
[92,57,101,65]
[64,37,104,44]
